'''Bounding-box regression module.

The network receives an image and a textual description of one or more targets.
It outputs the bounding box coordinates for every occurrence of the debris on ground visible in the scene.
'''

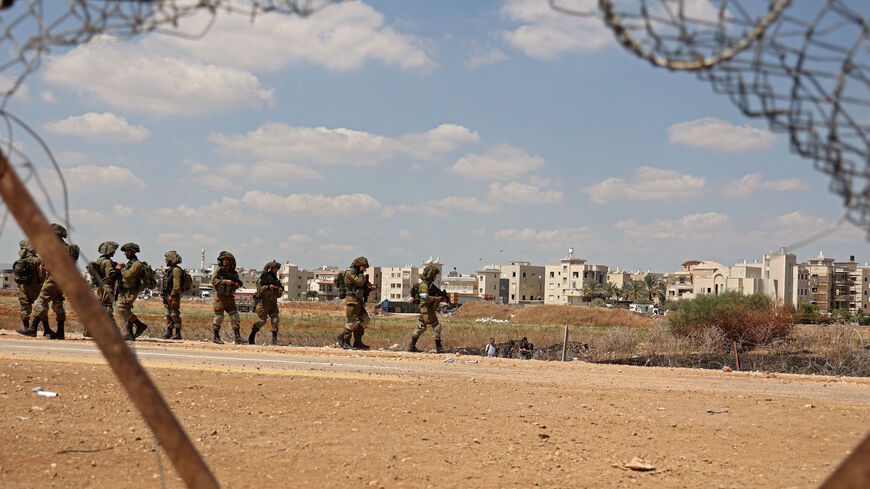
[623,457,655,471]
[722,366,732,372]
[33,387,58,397]
[474,317,509,324]
[706,408,728,414]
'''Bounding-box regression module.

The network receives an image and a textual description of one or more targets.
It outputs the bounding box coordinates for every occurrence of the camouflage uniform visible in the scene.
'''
[161,250,184,340]
[93,241,120,335]
[337,256,372,350]
[117,243,148,341]
[408,265,444,353]
[211,251,243,344]
[250,260,283,345]
[26,224,79,340]
[15,240,45,331]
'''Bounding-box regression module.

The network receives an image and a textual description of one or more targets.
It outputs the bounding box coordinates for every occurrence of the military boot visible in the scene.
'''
[123,322,135,341]
[435,340,444,354]
[407,336,421,353]
[16,317,39,337]
[336,332,352,350]
[162,327,173,340]
[20,317,28,331]
[42,318,56,338]
[132,319,148,339]
[213,329,224,344]
[51,320,65,340]
[172,328,182,340]
[271,331,278,346]
[352,330,370,350]
[248,326,259,345]
[233,329,245,345]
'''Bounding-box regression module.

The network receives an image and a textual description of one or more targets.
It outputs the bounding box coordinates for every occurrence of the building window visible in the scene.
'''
[512,272,516,278]
[511,294,515,300]
[549,271,555,278]
[522,272,526,278]
[522,295,526,300]
[572,272,579,278]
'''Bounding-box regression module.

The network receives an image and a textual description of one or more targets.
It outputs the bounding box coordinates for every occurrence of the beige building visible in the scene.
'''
[500,260,545,303]
[0,268,14,291]
[606,269,632,289]
[796,252,870,314]
[279,262,314,300]
[476,268,501,300]
[544,252,608,305]
[308,266,340,301]
[363,266,382,303]
[380,261,443,301]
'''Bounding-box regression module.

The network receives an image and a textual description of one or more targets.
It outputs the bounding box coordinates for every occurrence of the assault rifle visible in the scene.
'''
[429,283,452,306]
[255,272,283,307]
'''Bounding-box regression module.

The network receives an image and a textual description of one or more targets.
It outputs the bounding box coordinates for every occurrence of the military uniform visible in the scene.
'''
[408,265,444,353]
[15,240,45,333]
[24,224,79,340]
[250,260,283,345]
[93,241,120,335]
[211,251,243,344]
[337,256,372,350]
[117,243,148,341]
[161,250,184,340]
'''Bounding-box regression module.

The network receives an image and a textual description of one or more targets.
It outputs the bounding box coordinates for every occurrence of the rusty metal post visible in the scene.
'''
[561,322,569,361]
[0,154,219,489]
[732,341,740,371]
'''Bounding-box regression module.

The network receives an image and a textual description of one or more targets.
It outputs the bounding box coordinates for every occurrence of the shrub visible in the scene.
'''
[831,308,854,324]
[668,292,794,347]
[797,302,821,324]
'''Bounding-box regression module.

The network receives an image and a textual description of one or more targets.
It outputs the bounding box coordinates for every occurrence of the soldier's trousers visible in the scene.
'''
[18,283,40,322]
[253,301,279,333]
[164,300,182,330]
[342,303,370,339]
[117,291,140,325]
[33,282,65,322]
[213,295,240,331]
[411,320,441,342]
[96,285,117,326]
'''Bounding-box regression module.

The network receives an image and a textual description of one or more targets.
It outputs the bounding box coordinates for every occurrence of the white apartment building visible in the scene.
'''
[380,262,442,301]
[476,268,501,300]
[308,266,340,301]
[500,261,545,304]
[279,262,314,300]
[0,268,14,291]
[544,252,608,305]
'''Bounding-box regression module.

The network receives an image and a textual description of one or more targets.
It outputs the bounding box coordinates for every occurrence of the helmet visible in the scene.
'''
[164,250,182,266]
[49,223,67,239]
[217,251,236,270]
[422,264,440,280]
[98,241,119,256]
[351,256,370,269]
[18,239,35,259]
[263,260,281,273]
[120,242,140,253]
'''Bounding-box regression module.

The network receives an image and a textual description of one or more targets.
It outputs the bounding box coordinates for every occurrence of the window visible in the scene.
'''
[512,272,517,278]
[572,272,579,278]
[511,294,515,300]
[549,272,555,278]
[522,295,526,300]
[522,272,526,278]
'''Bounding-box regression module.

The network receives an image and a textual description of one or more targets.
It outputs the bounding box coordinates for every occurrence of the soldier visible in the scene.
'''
[408,264,446,353]
[336,256,377,350]
[18,224,78,339]
[91,240,121,337]
[211,251,244,345]
[116,243,149,341]
[13,240,46,336]
[161,250,184,340]
[249,260,284,345]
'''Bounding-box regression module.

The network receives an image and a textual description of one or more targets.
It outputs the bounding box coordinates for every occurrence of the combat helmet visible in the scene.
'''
[351,256,370,269]
[165,250,182,266]
[98,241,119,256]
[49,223,67,239]
[217,251,236,270]
[120,242,140,254]
[263,260,281,273]
[18,239,35,259]
[422,264,440,280]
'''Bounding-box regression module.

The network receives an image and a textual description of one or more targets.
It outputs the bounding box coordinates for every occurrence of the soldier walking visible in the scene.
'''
[408,265,445,353]
[91,241,120,337]
[161,250,184,340]
[116,243,149,341]
[336,256,377,350]
[249,260,284,345]
[18,224,78,339]
[211,251,244,345]
[13,240,46,336]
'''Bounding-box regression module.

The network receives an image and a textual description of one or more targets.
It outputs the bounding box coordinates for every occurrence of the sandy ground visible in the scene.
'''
[0,331,868,488]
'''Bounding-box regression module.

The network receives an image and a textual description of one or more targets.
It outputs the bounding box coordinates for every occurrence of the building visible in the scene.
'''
[237,268,260,290]
[0,268,13,291]
[476,268,501,300]
[441,271,481,304]
[499,260,545,304]
[308,266,340,301]
[544,251,608,305]
[379,260,442,302]
[279,262,314,300]
[665,260,723,300]
[796,252,870,314]
[606,269,632,289]
[363,266,382,303]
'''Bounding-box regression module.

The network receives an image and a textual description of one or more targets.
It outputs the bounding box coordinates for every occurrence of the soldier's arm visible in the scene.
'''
[419,283,442,306]
[345,270,367,288]
[171,268,183,300]
[210,270,222,288]
[121,260,143,280]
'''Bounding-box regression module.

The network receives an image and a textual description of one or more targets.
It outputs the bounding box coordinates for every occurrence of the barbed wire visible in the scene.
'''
[550,0,870,237]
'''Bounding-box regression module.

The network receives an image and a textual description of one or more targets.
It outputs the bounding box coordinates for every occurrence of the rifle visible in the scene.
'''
[429,283,451,306]
[363,277,372,303]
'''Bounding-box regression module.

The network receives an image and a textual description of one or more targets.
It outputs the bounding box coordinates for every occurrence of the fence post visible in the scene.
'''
[561,322,569,361]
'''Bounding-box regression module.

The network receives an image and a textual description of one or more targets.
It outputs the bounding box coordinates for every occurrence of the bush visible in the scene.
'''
[668,292,794,347]
[831,308,854,324]
[797,302,821,324]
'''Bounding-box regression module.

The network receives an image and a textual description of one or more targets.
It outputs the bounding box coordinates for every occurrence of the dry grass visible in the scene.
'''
[454,302,654,328]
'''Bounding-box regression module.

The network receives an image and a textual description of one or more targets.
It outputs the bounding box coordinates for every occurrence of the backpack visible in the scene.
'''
[410,283,421,305]
[180,269,193,292]
[334,271,347,299]
[86,261,106,288]
[138,261,158,290]
[12,259,37,285]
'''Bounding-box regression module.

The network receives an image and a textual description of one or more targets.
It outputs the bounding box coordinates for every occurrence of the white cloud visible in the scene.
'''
[493,226,596,250]
[44,112,151,143]
[487,181,563,204]
[43,35,273,115]
[584,166,706,204]
[466,44,509,69]
[449,144,545,180]
[112,204,133,218]
[64,165,146,191]
[723,174,809,197]
[40,90,55,103]
[150,197,266,227]
[156,232,218,247]
[615,212,729,241]
[384,196,500,219]
[69,209,105,226]
[241,191,382,216]
[188,160,322,190]
[279,234,313,250]
[160,1,435,73]
[668,117,777,151]
[775,211,829,228]
[399,230,413,240]
[502,0,611,60]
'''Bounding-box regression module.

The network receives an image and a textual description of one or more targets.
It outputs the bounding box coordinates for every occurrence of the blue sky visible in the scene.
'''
[2,0,867,272]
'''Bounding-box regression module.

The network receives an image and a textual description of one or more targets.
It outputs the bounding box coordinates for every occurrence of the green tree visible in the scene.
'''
[623,280,646,303]
[581,281,605,302]
[643,274,666,305]
[602,282,621,303]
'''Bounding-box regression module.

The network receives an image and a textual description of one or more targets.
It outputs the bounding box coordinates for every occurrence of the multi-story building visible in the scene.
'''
[379,261,442,302]
[308,266,340,301]
[544,252,608,305]
[441,271,479,304]
[0,267,14,291]
[237,268,260,290]
[363,266,382,303]
[665,260,722,300]
[797,252,870,314]
[279,262,314,300]
[499,260,545,303]
[606,269,632,289]
[476,268,501,300]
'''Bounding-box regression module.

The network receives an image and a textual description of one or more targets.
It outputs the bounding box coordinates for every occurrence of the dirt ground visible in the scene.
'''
[0,333,868,488]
